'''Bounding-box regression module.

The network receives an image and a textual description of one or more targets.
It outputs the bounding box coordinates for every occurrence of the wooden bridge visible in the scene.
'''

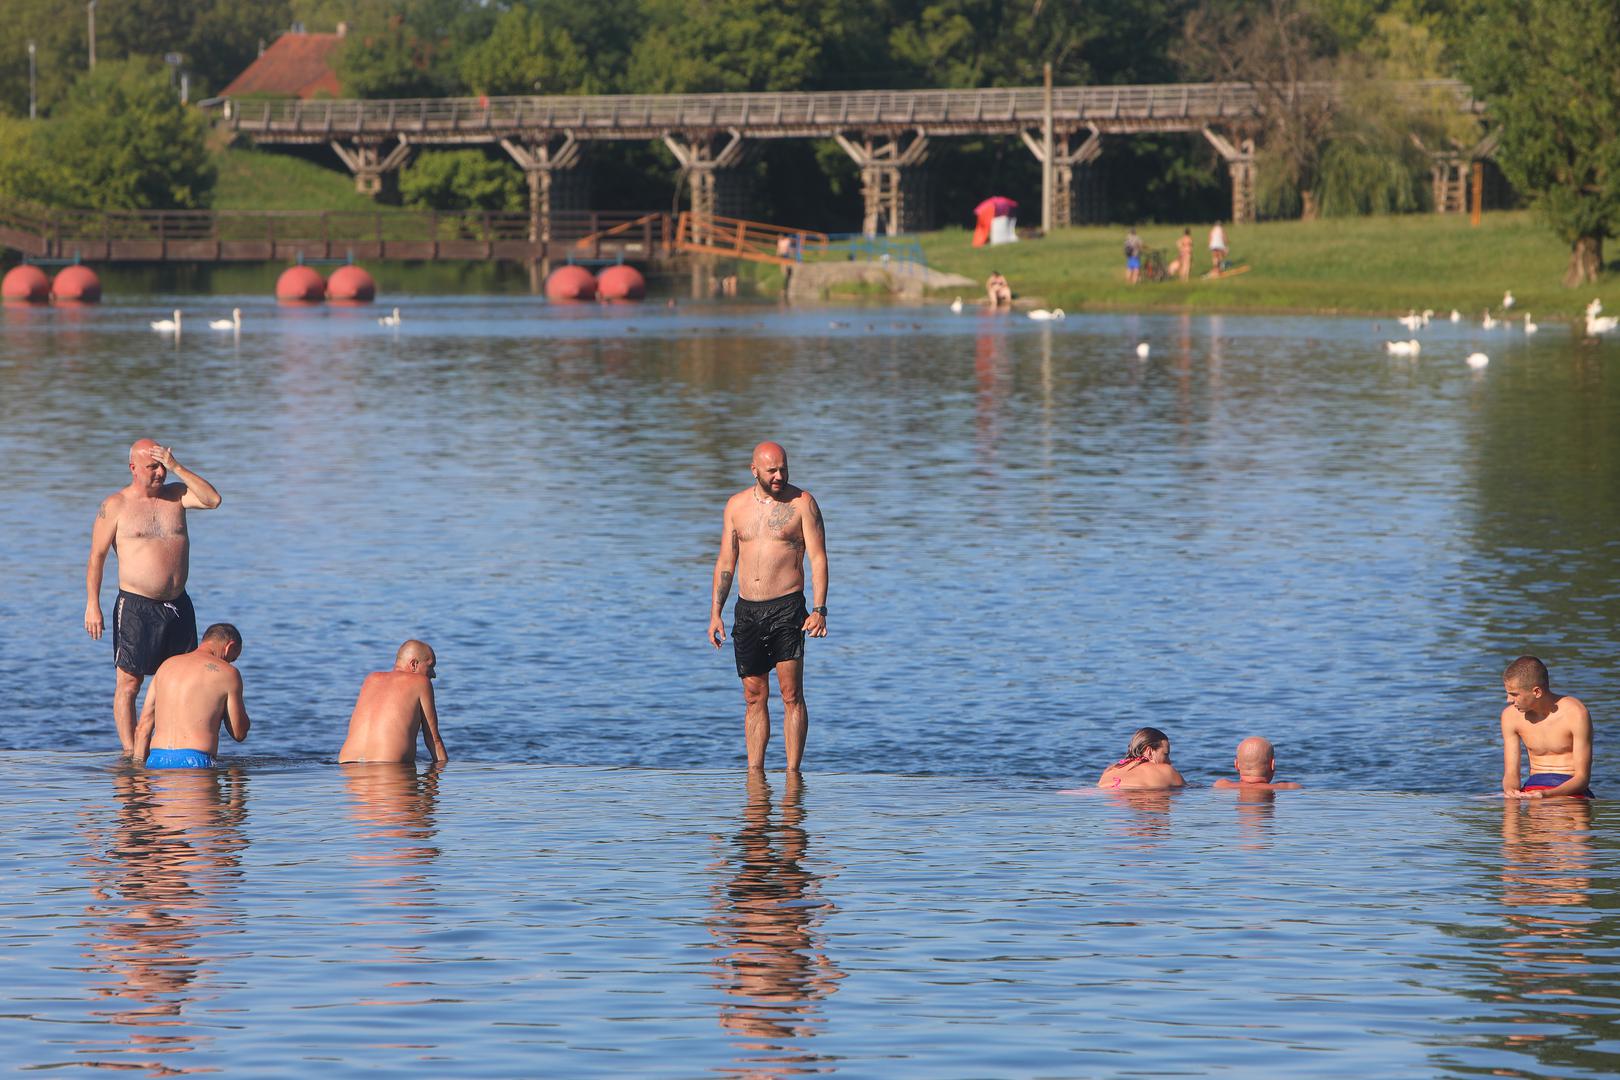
[210,80,1483,229]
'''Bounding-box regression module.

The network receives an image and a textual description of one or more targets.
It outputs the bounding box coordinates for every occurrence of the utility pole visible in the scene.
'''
[87,1,96,69]
[1041,63,1054,236]
[28,41,36,119]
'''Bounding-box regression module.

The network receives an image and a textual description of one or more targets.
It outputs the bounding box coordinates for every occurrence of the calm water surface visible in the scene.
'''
[3,297,1620,1074]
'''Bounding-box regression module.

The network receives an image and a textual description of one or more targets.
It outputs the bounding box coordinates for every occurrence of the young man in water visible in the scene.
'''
[133,623,249,768]
[85,439,223,756]
[1500,655,1592,798]
[708,442,828,771]
[339,640,448,763]
[1212,736,1302,791]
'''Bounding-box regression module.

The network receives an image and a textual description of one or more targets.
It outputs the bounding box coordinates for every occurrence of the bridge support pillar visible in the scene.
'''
[1202,129,1256,225]
[331,138,412,197]
[1020,126,1102,230]
[501,134,583,261]
[835,131,930,237]
[663,130,748,227]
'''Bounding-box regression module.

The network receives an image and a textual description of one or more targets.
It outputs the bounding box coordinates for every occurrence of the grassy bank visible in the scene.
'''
[916,212,1618,321]
[212,147,413,214]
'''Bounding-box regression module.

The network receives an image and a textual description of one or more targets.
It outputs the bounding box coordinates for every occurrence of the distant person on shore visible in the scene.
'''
[1176,228,1194,281]
[1212,737,1302,791]
[85,439,223,757]
[1124,227,1143,284]
[1500,655,1592,798]
[986,271,1012,308]
[1208,222,1228,275]
[339,640,447,764]
[708,441,828,771]
[1098,727,1186,790]
[133,623,249,769]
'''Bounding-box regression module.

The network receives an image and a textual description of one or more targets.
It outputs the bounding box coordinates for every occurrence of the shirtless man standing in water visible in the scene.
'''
[1500,655,1593,798]
[339,640,448,763]
[708,442,828,771]
[85,440,222,756]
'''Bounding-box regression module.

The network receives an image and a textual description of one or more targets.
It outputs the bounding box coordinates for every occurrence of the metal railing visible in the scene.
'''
[674,213,830,265]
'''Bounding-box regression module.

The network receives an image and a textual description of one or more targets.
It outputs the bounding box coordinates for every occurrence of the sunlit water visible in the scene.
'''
[3,297,1620,1074]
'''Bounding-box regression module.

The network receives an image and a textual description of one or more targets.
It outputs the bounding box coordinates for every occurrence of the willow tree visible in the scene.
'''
[1456,0,1620,285]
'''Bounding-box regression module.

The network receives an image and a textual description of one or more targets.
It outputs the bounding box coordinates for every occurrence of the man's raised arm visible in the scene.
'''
[709,503,739,648]
[152,446,221,509]
[85,495,119,639]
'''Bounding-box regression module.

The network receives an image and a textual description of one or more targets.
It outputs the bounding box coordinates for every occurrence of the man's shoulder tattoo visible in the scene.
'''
[205,662,221,672]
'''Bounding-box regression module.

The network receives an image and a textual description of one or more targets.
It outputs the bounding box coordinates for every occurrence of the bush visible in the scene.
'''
[399,150,524,212]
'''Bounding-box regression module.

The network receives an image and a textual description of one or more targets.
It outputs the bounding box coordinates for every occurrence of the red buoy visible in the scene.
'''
[51,265,102,303]
[326,264,377,303]
[597,264,646,301]
[545,264,597,301]
[276,265,326,303]
[2,264,51,303]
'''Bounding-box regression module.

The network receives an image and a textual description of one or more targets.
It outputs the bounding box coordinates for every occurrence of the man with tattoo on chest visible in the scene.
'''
[85,439,222,756]
[708,442,829,770]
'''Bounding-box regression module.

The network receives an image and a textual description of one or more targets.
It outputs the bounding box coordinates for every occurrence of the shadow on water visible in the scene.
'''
[73,765,249,1072]
[707,771,844,1078]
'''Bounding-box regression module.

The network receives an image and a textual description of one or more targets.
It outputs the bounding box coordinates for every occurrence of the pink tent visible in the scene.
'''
[972,196,1019,247]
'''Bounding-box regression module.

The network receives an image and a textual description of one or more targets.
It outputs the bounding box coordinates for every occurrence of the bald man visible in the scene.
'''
[339,640,448,763]
[86,439,222,756]
[133,623,249,769]
[1213,737,1302,791]
[709,442,829,771]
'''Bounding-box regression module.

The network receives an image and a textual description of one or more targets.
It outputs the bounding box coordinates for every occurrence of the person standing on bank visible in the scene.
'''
[708,442,828,771]
[85,439,222,756]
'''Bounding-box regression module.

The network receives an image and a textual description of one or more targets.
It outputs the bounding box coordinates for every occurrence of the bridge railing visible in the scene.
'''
[674,213,830,265]
[213,80,1479,134]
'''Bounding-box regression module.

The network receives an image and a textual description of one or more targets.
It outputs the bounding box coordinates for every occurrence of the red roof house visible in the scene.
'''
[220,30,345,99]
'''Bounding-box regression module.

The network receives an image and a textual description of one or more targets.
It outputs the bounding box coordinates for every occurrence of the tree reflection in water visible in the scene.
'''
[707,771,843,1078]
[74,766,249,1072]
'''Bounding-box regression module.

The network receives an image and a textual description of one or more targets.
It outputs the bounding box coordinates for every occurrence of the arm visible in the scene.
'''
[151,446,222,509]
[222,670,251,743]
[801,493,828,637]
[85,495,119,638]
[709,504,738,648]
[419,681,448,762]
[132,680,158,762]
[1500,711,1523,794]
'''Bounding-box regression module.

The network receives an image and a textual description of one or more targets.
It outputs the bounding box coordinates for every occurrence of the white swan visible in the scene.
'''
[1135,342,1151,359]
[208,308,241,331]
[150,310,182,333]
[1502,290,1515,309]
[1385,339,1421,356]
[1587,313,1619,335]
[1449,309,1461,322]
[950,296,964,313]
[1397,310,1424,331]
[1523,313,1537,334]
[1027,308,1065,321]
[378,307,402,327]
[1586,298,1603,317]
[1481,311,1497,329]
[1422,308,1435,322]
[1466,352,1489,369]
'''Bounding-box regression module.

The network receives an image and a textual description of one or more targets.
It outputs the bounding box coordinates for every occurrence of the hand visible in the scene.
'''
[802,612,827,638]
[708,613,726,648]
[1504,788,1541,800]
[145,444,178,471]
[85,600,103,639]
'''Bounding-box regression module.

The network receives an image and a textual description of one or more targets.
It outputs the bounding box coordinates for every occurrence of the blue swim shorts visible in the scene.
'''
[1523,773,1593,798]
[1126,255,1141,271]
[145,747,216,769]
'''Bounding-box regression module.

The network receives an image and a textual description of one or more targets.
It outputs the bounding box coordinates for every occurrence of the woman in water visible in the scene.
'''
[1097,727,1186,790]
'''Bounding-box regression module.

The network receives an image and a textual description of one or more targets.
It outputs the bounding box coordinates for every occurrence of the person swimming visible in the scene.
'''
[1097,727,1186,790]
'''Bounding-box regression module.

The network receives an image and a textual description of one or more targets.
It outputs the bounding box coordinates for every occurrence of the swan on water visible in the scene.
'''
[1587,313,1619,335]
[208,308,241,331]
[1397,310,1424,331]
[1466,352,1489,369]
[950,297,964,313]
[1135,342,1151,359]
[150,310,182,333]
[1449,309,1461,322]
[1586,298,1603,317]
[1027,308,1065,321]
[1481,311,1497,329]
[1385,339,1421,356]
[1523,313,1538,334]
[378,307,402,327]
[1502,290,1515,309]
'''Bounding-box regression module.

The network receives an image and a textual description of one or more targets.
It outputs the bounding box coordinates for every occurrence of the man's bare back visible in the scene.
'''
[133,625,249,764]
[339,641,447,763]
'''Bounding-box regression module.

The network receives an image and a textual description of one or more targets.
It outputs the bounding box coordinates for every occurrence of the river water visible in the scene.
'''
[2,296,1618,1075]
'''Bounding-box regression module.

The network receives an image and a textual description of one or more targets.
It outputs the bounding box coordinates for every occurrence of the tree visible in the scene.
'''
[399,149,523,210]
[1455,0,1620,285]
[458,7,592,96]
[625,0,823,93]
[338,15,453,98]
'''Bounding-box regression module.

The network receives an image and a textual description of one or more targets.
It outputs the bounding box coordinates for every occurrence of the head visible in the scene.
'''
[200,623,243,663]
[1234,736,1276,780]
[750,441,789,497]
[395,639,437,679]
[1126,727,1171,763]
[1503,655,1550,714]
[1183,228,1191,237]
[128,438,165,492]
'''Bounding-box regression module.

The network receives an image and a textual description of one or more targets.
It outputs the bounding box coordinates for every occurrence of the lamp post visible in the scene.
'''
[87,1,96,69]
[27,40,36,119]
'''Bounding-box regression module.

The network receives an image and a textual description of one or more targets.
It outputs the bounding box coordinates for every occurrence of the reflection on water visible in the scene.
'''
[707,772,843,1077]
[74,766,248,1071]
[1104,788,1177,844]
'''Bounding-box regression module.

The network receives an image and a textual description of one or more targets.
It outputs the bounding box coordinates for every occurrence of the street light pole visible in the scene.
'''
[87,1,96,70]
[28,41,36,119]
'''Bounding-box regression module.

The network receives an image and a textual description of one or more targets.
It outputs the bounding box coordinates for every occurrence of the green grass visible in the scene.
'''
[917,212,1617,322]
[212,147,414,215]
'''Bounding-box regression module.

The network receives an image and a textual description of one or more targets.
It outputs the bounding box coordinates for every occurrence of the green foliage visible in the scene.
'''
[0,60,214,210]
[625,0,823,93]
[458,7,592,95]
[1454,0,1620,279]
[399,149,523,211]
[338,16,452,98]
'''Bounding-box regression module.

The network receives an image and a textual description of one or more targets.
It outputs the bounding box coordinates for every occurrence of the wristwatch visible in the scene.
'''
[812,606,828,616]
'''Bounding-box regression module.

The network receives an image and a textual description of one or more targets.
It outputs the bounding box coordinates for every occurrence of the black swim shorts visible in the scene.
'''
[733,592,807,678]
[113,590,197,677]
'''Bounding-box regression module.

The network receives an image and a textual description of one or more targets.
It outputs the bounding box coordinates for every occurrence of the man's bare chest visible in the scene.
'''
[119,500,187,542]
[737,498,801,546]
